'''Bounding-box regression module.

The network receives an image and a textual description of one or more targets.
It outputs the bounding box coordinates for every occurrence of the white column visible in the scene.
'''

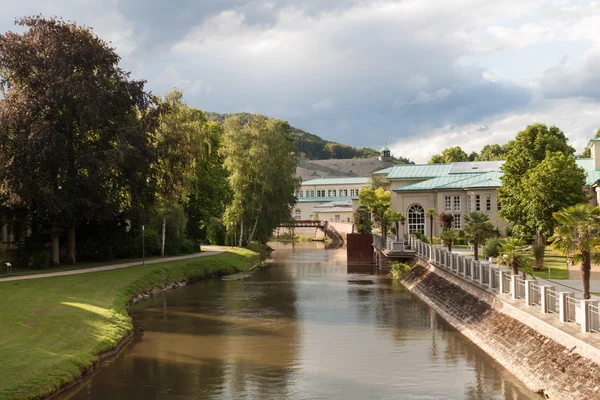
[580,300,598,333]
[540,285,555,314]
[477,261,484,285]
[559,292,575,323]
[499,270,509,294]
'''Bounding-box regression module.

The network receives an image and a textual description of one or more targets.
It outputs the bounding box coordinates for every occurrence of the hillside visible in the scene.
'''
[205,112,412,163]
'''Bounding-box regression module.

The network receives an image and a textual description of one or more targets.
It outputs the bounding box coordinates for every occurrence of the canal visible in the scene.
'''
[58,243,540,399]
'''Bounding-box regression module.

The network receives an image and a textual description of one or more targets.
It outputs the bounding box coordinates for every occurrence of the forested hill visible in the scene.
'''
[205,112,412,163]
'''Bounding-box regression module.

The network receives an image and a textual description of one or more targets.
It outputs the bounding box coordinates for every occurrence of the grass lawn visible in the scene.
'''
[531,247,570,280]
[0,247,261,400]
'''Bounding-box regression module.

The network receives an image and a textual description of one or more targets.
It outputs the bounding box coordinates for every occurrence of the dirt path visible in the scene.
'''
[0,246,225,283]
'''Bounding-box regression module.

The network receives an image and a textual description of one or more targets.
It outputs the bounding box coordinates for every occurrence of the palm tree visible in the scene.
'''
[498,237,530,277]
[440,229,459,252]
[549,203,600,299]
[425,208,437,245]
[462,211,496,261]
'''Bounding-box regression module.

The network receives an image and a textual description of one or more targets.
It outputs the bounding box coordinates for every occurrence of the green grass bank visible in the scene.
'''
[0,247,262,400]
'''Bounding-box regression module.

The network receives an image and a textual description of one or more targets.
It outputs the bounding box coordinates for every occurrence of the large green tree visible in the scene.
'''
[498,123,582,266]
[476,144,510,161]
[359,187,396,239]
[222,115,298,245]
[428,146,468,164]
[153,90,207,255]
[550,204,600,299]
[0,16,158,265]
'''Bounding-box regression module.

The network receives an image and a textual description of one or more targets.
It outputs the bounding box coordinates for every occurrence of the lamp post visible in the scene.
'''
[142,225,145,266]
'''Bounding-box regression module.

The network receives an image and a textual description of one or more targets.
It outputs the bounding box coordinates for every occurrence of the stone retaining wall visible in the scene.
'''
[403,262,600,400]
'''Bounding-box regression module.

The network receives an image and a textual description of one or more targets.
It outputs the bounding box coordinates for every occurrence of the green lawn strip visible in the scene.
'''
[0,252,207,279]
[0,247,260,400]
[531,247,569,280]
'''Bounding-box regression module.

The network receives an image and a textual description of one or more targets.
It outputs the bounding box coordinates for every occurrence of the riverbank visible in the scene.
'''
[0,247,264,400]
[401,261,600,400]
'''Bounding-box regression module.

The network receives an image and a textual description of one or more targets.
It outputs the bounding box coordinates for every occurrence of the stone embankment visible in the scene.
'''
[403,262,600,400]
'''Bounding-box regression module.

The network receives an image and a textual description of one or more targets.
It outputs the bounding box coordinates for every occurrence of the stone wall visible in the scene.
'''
[403,262,600,400]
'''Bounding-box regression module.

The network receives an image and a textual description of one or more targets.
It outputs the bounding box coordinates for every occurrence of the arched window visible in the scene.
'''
[407,204,425,235]
[294,209,302,220]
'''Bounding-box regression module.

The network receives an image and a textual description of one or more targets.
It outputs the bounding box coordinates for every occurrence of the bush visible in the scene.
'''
[28,251,51,270]
[484,237,501,258]
[207,219,227,245]
[389,262,414,280]
[132,228,161,257]
[179,238,199,254]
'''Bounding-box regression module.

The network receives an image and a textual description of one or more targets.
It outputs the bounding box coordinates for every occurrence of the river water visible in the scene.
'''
[58,243,540,400]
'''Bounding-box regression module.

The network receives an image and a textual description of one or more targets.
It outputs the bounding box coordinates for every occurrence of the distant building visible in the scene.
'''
[292,146,394,222]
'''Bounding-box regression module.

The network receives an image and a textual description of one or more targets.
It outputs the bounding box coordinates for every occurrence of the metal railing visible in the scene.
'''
[465,260,472,278]
[473,262,480,281]
[566,296,579,323]
[530,283,541,306]
[491,270,499,290]
[515,278,526,299]
[546,290,559,314]
[589,303,600,333]
[482,264,490,286]
[502,272,511,294]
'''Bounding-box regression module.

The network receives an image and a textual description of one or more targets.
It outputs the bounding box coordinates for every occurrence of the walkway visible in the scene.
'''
[0,246,225,283]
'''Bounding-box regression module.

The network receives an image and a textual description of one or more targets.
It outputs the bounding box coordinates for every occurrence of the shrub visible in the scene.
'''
[389,262,414,280]
[28,251,51,270]
[531,242,545,271]
[484,237,501,258]
[179,238,199,254]
[207,219,227,245]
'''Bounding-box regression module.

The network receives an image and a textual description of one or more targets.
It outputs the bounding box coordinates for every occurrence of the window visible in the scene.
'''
[309,190,315,197]
[294,209,301,220]
[295,190,303,198]
[444,196,452,212]
[407,204,426,235]
[475,195,481,211]
[328,189,337,197]
[453,197,461,212]
[486,195,491,212]
[468,195,472,211]
[335,214,340,221]
[340,189,348,196]
[497,200,502,211]
[453,214,461,229]
[317,190,325,197]
[350,189,359,196]
[347,217,351,222]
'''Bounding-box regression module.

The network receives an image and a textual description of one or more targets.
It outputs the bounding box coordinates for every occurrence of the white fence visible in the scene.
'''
[411,236,600,335]
[372,233,412,253]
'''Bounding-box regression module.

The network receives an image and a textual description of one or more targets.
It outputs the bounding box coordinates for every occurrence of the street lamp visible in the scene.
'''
[5,262,12,275]
[142,225,145,266]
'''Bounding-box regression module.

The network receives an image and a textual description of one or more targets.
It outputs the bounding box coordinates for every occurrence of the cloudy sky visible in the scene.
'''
[2,0,600,162]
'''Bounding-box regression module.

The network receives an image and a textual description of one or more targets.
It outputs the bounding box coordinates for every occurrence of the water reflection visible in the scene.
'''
[57,242,539,400]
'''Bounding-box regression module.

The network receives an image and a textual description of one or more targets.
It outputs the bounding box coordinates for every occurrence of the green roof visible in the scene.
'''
[297,196,358,203]
[575,158,600,186]
[372,167,393,175]
[300,177,370,186]
[385,163,453,179]
[393,172,503,192]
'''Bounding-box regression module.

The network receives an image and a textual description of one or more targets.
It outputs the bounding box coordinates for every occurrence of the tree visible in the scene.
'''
[519,152,586,243]
[222,115,298,246]
[550,204,600,299]
[425,208,437,245]
[438,212,454,231]
[153,90,207,255]
[359,187,394,239]
[476,144,509,161]
[440,229,459,252]
[499,123,579,267]
[370,174,390,190]
[429,146,468,164]
[353,206,372,234]
[461,211,495,260]
[0,16,159,265]
[498,238,530,277]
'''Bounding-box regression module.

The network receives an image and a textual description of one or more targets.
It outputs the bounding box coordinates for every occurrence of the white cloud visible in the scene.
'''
[390,97,599,163]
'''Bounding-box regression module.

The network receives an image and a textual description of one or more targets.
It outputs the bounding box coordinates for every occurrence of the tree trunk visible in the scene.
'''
[238,219,244,247]
[537,231,545,268]
[51,231,60,266]
[247,206,262,245]
[429,218,433,245]
[473,241,479,261]
[511,258,519,275]
[582,250,591,299]
[161,216,166,256]
[66,226,76,264]
[448,241,452,252]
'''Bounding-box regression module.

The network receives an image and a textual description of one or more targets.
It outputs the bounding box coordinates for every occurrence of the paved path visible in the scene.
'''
[0,246,225,283]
